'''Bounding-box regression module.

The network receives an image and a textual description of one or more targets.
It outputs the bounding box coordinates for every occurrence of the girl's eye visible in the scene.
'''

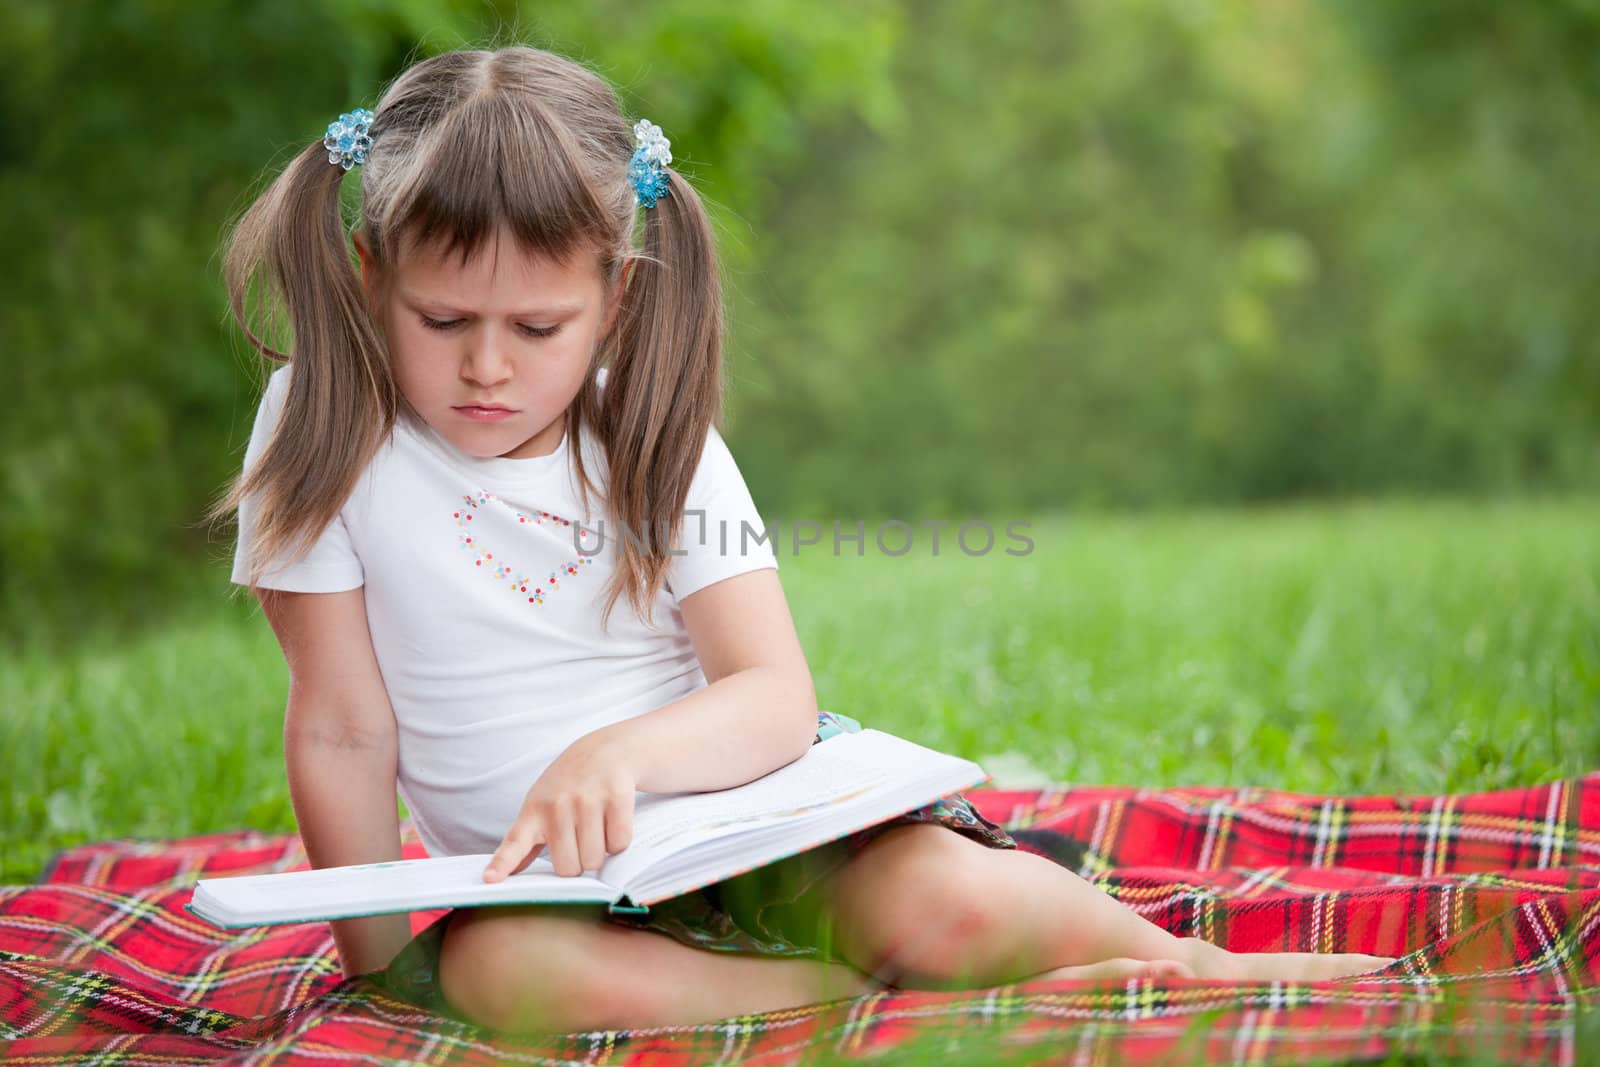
[419,315,561,339]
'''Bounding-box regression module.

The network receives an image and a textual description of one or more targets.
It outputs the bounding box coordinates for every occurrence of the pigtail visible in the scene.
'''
[595,167,726,632]
[205,132,393,594]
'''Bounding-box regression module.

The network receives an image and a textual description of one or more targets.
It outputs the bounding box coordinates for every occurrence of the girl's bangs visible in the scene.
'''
[387,91,613,271]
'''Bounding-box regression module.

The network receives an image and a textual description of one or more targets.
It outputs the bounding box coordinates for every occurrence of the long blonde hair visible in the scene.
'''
[207,45,725,632]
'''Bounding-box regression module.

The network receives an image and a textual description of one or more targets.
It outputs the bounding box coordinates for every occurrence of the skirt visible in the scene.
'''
[374,710,1018,1020]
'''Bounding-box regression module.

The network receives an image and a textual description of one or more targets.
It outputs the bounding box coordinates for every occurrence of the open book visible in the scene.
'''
[187,728,992,928]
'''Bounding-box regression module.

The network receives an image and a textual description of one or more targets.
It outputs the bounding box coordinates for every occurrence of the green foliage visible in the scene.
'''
[1,1,1596,642]
[728,0,1600,515]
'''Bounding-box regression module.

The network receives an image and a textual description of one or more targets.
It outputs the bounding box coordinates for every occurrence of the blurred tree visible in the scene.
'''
[0,0,1594,646]
[727,0,1599,514]
[1330,0,1600,487]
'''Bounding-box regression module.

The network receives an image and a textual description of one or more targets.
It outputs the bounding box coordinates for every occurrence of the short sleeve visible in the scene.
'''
[229,365,365,592]
[665,423,778,601]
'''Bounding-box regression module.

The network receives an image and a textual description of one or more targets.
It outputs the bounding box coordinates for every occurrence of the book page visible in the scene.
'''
[186,729,989,928]
[598,729,965,888]
[190,853,618,928]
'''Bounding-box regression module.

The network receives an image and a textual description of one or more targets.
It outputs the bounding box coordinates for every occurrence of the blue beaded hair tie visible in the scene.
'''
[628,119,672,209]
[324,108,375,171]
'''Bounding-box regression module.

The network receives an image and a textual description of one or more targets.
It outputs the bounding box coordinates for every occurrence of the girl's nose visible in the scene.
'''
[461,332,513,387]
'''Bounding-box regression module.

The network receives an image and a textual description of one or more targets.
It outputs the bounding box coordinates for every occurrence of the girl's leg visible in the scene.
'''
[821,825,1394,989]
[438,903,879,1035]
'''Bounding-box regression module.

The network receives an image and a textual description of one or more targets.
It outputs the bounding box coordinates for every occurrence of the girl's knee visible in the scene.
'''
[439,904,628,1033]
[892,872,1010,984]
[833,833,1012,986]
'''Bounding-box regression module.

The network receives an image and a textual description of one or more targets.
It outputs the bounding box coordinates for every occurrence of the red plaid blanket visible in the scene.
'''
[3,774,1596,1065]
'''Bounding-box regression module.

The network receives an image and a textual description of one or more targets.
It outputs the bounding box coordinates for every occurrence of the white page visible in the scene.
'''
[629,770,988,904]
[190,853,617,927]
[189,729,990,927]
[599,729,979,889]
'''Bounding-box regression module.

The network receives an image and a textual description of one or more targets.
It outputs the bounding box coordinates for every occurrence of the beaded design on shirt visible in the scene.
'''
[454,490,596,605]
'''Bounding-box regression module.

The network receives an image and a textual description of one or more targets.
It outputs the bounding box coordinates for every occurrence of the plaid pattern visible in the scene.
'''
[3,771,1596,1065]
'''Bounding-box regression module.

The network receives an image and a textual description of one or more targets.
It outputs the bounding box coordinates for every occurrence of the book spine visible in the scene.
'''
[607,895,649,916]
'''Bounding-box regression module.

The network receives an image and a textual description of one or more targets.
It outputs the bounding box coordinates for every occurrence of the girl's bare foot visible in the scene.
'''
[1033,956,1196,983]
[1299,952,1399,981]
[1216,949,1398,982]
[1174,936,1395,982]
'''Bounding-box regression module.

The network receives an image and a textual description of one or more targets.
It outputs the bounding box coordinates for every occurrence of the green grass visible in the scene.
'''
[4,495,1597,886]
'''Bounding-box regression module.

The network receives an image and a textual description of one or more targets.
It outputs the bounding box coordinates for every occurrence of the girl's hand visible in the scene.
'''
[482,731,638,882]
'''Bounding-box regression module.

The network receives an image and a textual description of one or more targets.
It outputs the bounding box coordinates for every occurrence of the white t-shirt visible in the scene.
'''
[231,364,779,858]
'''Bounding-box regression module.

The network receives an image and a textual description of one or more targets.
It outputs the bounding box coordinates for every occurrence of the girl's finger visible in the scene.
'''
[482,821,541,882]
[576,796,607,874]
[545,807,582,878]
[506,826,547,877]
[604,789,633,855]
[482,829,526,883]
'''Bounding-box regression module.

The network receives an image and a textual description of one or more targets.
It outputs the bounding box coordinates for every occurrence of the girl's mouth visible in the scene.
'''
[454,406,517,422]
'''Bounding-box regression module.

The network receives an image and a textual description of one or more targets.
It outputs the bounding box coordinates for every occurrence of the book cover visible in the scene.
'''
[187,729,988,928]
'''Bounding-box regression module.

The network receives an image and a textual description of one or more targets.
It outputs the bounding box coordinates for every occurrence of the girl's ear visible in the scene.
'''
[353,230,380,309]
[601,260,631,337]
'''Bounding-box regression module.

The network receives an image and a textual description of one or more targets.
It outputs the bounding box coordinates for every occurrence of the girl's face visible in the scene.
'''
[356,227,619,460]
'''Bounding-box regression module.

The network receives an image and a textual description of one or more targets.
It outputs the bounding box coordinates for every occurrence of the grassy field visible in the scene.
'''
[3,495,1596,888]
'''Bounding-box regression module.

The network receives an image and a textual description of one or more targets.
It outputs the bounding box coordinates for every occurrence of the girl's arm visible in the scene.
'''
[257,585,414,979]
[589,567,820,794]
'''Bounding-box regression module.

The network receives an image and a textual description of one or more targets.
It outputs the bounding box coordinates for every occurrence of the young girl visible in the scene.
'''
[214,44,1395,1036]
